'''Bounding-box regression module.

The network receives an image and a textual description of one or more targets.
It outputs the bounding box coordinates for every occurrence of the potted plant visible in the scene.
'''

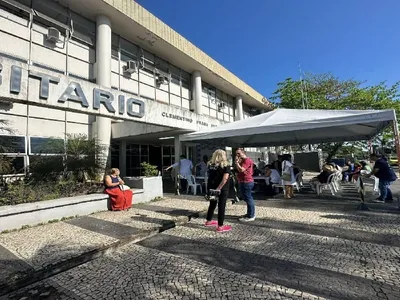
[123,162,163,203]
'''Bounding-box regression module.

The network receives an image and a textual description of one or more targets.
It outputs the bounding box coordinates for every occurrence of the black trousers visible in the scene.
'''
[180,178,188,191]
[206,190,228,226]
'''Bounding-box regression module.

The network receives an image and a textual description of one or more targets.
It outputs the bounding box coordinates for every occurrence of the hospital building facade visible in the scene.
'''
[0,0,272,177]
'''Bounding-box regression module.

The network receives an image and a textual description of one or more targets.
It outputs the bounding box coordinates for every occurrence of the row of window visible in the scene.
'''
[0,135,64,155]
[0,0,241,120]
[110,143,176,177]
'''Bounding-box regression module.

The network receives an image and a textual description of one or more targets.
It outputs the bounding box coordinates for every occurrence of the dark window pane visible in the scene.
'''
[163,146,171,155]
[140,155,149,163]
[12,157,25,173]
[30,137,64,154]
[163,157,171,167]
[110,141,120,169]
[127,144,139,155]
[131,156,140,168]
[29,155,64,174]
[0,135,26,154]
[127,168,140,176]
[140,145,148,155]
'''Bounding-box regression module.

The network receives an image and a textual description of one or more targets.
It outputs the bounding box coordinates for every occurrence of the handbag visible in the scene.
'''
[119,184,131,191]
[281,161,291,181]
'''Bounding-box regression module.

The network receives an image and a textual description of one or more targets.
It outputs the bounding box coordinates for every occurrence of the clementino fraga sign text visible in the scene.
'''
[161,112,193,123]
[0,63,145,118]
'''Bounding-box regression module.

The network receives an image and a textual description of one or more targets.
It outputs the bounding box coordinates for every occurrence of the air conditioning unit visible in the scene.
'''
[217,102,226,110]
[124,60,137,74]
[46,27,60,42]
[156,75,169,85]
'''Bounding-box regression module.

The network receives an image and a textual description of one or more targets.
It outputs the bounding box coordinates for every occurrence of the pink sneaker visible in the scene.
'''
[204,220,218,227]
[216,225,232,233]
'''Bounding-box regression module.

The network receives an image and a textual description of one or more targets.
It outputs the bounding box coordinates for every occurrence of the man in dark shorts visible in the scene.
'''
[369,153,397,203]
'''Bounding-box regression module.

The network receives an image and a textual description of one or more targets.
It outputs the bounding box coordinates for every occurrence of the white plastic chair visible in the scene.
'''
[186,175,202,195]
[272,180,286,196]
[295,172,304,188]
[360,175,380,196]
[316,173,336,196]
[330,171,342,192]
[201,175,208,192]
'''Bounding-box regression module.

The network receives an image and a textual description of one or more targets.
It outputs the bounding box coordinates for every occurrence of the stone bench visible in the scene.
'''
[0,189,144,232]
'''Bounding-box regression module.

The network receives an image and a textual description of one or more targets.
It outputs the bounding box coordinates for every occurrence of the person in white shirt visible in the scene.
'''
[265,164,281,196]
[165,155,193,191]
[196,155,208,177]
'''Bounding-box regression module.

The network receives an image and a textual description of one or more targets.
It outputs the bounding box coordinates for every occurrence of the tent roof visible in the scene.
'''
[180,108,396,147]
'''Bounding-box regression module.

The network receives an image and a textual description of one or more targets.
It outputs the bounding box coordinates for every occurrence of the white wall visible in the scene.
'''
[0,2,241,124]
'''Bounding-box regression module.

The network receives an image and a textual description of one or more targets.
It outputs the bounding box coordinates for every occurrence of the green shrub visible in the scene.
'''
[141,162,159,177]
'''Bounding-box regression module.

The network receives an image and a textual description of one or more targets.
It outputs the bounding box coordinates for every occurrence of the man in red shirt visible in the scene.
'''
[235,148,255,221]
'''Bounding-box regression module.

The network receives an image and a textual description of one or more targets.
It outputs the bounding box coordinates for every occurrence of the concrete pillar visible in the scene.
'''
[96,15,112,171]
[174,136,181,195]
[192,71,202,115]
[235,96,244,121]
[119,140,127,177]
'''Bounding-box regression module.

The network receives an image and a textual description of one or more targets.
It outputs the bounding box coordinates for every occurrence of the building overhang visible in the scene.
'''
[57,0,273,110]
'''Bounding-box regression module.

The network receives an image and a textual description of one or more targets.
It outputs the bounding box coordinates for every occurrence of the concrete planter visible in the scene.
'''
[123,176,163,204]
[0,189,145,232]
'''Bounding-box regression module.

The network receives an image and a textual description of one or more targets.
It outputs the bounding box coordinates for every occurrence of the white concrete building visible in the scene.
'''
[0,0,272,177]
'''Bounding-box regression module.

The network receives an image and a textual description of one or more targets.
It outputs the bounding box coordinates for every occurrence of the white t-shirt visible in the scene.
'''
[282,160,296,184]
[197,161,208,177]
[172,159,193,178]
[269,169,281,184]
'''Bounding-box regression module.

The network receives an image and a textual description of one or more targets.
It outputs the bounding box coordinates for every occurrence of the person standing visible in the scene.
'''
[369,153,397,203]
[196,155,208,177]
[204,149,232,232]
[165,155,193,192]
[281,154,296,199]
[235,148,255,221]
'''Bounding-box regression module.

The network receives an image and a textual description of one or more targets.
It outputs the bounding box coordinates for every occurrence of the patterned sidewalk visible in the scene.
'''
[0,195,211,291]
[1,181,400,299]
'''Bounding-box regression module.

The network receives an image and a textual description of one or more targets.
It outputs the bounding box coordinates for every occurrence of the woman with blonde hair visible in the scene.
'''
[204,149,232,233]
[104,168,133,211]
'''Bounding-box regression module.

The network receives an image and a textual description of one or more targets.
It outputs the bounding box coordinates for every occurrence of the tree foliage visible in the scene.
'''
[28,134,104,183]
[271,73,400,159]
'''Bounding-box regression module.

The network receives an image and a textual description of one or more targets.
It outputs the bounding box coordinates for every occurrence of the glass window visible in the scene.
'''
[142,50,154,71]
[30,137,64,154]
[163,157,171,167]
[163,146,171,155]
[32,0,69,32]
[120,38,138,58]
[140,155,149,163]
[155,57,169,73]
[0,135,26,154]
[11,156,25,173]
[171,75,180,85]
[110,141,120,169]
[140,145,149,156]
[70,12,96,45]
[127,144,139,155]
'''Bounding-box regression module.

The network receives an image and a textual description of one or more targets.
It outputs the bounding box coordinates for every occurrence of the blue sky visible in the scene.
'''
[137,0,400,98]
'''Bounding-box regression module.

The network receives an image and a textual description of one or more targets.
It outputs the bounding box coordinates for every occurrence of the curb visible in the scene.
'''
[0,209,208,297]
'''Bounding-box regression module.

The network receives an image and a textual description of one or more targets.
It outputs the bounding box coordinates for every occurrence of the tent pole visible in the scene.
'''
[392,117,400,177]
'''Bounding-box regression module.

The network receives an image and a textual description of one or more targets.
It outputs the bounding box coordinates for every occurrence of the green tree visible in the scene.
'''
[0,120,14,182]
[28,134,104,183]
[271,73,400,160]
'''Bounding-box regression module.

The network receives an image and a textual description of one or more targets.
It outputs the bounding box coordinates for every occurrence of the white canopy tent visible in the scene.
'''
[180,109,398,147]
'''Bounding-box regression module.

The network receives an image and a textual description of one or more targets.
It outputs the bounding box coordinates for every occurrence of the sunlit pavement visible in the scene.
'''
[2,183,400,300]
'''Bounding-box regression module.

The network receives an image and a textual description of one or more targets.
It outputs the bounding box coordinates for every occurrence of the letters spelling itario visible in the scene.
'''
[0,63,145,118]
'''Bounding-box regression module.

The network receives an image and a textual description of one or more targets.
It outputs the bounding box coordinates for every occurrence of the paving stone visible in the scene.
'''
[1,183,399,299]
